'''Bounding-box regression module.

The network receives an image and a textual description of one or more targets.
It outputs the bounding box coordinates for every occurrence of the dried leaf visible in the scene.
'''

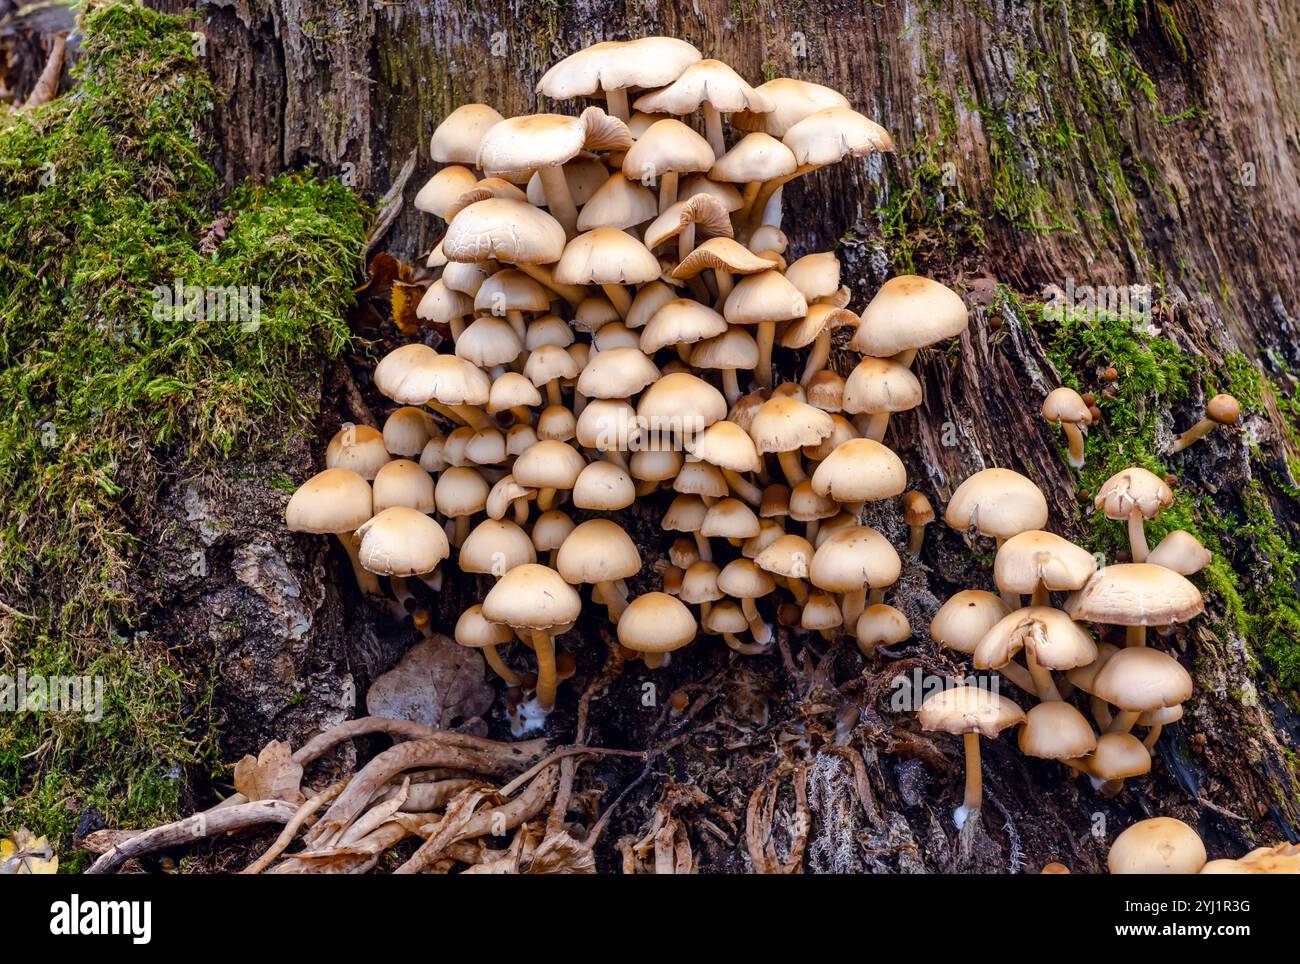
[0,828,59,874]
[392,280,426,336]
[233,740,304,803]
[365,634,494,731]
[524,832,597,874]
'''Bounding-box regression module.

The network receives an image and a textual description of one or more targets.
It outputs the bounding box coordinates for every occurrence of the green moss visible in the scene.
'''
[0,3,370,858]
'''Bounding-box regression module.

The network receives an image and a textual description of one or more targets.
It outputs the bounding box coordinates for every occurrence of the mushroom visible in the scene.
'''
[621,118,715,213]
[635,59,773,156]
[749,395,834,485]
[679,560,723,626]
[372,344,491,428]
[1107,817,1206,874]
[285,468,380,597]
[945,468,1050,602]
[809,437,907,515]
[325,423,390,480]
[723,268,808,388]
[973,606,1097,702]
[573,460,636,511]
[855,603,910,657]
[455,604,521,686]
[1093,467,1173,563]
[917,684,1026,828]
[442,197,578,305]
[993,529,1097,608]
[459,518,536,579]
[1041,387,1092,469]
[685,419,763,505]
[430,103,504,166]
[354,506,450,613]
[382,407,437,458]
[672,236,778,311]
[1090,645,1192,735]
[556,519,643,619]
[716,558,776,645]
[577,172,659,232]
[731,77,850,138]
[1086,731,1151,790]
[531,509,575,567]
[372,459,436,515]
[553,227,661,318]
[536,37,702,123]
[617,592,697,668]
[472,268,551,342]
[809,524,900,626]
[435,466,489,546]
[481,563,581,713]
[640,298,728,363]
[1065,562,1204,648]
[1146,529,1212,575]
[754,532,814,604]
[902,492,935,557]
[1168,393,1240,453]
[782,304,858,386]
[853,274,969,368]
[1018,701,1097,775]
[708,132,798,230]
[706,599,766,654]
[512,439,586,511]
[689,326,760,404]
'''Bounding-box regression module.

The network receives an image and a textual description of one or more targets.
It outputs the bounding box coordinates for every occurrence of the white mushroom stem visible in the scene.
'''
[740,597,770,642]
[996,660,1036,696]
[1142,725,1164,752]
[724,632,770,655]
[1062,421,1086,468]
[426,400,471,427]
[841,589,867,627]
[643,651,668,669]
[537,487,558,511]
[544,379,563,408]
[506,309,527,341]
[804,519,820,543]
[1168,418,1219,453]
[1024,646,1062,701]
[530,630,559,710]
[776,449,806,486]
[800,332,832,386]
[1127,508,1150,562]
[960,732,983,824]
[1126,624,1147,647]
[595,579,629,620]
[702,102,726,157]
[1090,695,1113,729]
[482,645,521,686]
[692,530,713,563]
[755,322,777,388]
[1107,709,1141,734]
[336,532,382,596]
[746,163,817,236]
[711,269,734,311]
[512,497,531,526]
[538,165,578,238]
[657,171,679,213]
[721,368,743,405]
[452,515,471,546]
[605,88,630,122]
[722,468,762,506]
[678,223,697,264]
[863,412,891,443]
[602,283,633,319]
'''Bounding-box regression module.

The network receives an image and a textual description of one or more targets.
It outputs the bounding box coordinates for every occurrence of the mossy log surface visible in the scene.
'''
[41,0,1298,870]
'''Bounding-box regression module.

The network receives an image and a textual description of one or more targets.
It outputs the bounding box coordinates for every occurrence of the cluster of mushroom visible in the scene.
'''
[918,464,1210,828]
[1106,816,1299,874]
[283,37,979,731]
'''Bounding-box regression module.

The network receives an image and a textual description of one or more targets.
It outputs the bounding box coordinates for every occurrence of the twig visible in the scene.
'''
[86,801,299,874]
[23,33,66,110]
[241,777,350,874]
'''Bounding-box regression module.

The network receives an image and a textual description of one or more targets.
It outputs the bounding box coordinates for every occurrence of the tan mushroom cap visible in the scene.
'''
[685,419,761,473]
[723,269,808,325]
[622,119,715,181]
[1018,702,1097,761]
[902,491,936,526]
[782,252,841,302]
[576,346,660,398]
[673,237,778,280]
[454,316,522,369]
[488,372,543,414]
[783,107,894,165]
[679,561,723,606]
[383,407,436,458]
[856,604,910,649]
[443,198,566,265]
[474,268,550,314]
[354,507,450,576]
[1087,732,1152,781]
[477,110,629,179]
[554,227,661,286]
[973,606,1098,672]
[750,395,834,454]
[525,343,581,390]
[1108,817,1206,874]
[1066,641,1119,694]
[416,279,474,325]
[577,173,659,231]
[810,438,907,502]
[637,372,728,429]
[1235,842,1300,874]
[945,468,1049,541]
[803,594,844,631]
[285,468,373,534]
[573,460,636,510]
[1206,392,1242,424]
[642,194,733,250]
[690,327,760,372]
[414,165,480,218]
[731,78,851,137]
[854,275,969,357]
[482,563,582,630]
[461,518,535,574]
[617,592,697,654]
[842,356,923,415]
[556,518,642,586]
[485,475,534,521]
[1138,704,1184,726]
[1064,563,1205,626]
[1146,530,1212,575]
[634,59,773,115]
[374,344,490,407]
[640,299,728,353]
[781,304,858,350]
[1094,467,1174,521]
[441,259,497,296]
[531,509,575,553]
[512,440,586,491]
[625,280,679,329]
[431,103,504,164]
[717,558,776,598]
[806,373,847,413]
[754,533,815,580]
[435,466,489,518]
[930,590,1013,655]
[809,525,901,593]
[1042,386,1091,425]
[455,604,514,649]
[702,498,761,539]
[372,459,436,514]
[325,424,391,480]
[1092,646,1193,713]
[708,132,797,183]
[993,529,1098,594]
[537,37,702,100]
[917,685,1026,738]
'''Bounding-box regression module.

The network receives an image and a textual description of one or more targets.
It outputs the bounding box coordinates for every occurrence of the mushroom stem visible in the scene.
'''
[605,88,630,122]
[602,283,633,319]
[712,269,734,311]
[1142,724,1164,752]
[545,380,562,408]
[722,468,762,506]
[801,331,831,386]
[735,181,763,232]
[1168,418,1216,453]
[863,412,891,443]
[841,588,867,627]
[804,519,820,543]
[643,651,667,669]
[959,732,982,825]
[1125,624,1147,648]
[1030,582,1050,608]
[907,523,926,558]
[784,577,808,605]
[740,597,770,643]
[391,575,415,612]
[746,164,816,237]
[724,633,770,655]
[776,449,806,486]
[516,263,585,308]
[702,102,726,157]
[530,629,558,710]
[511,497,530,526]
[692,530,713,562]
[1024,647,1062,701]
[335,532,382,597]
[596,579,629,620]
[426,400,470,427]
[1126,508,1150,563]
[677,223,697,264]
[1062,422,1086,468]
[721,368,742,405]
[482,645,521,686]
[538,165,578,238]
[996,660,1037,696]
[657,171,679,213]
[537,487,558,511]
[755,321,777,388]
[1090,694,1113,729]
[453,515,471,547]
[1107,709,1141,735]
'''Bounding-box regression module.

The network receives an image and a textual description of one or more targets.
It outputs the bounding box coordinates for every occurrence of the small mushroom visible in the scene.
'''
[1107,817,1206,874]
[482,564,581,714]
[617,592,697,668]
[1018,701,1097,776]
[1041,387,1091,469]
[1065,562,1204,648]
[285,468,380,597]
[1091,645,1193,735]
[855,603,910,657]
[455,604,521,686]
[556,519,642,620]
[902,492,935,557]
[1168,393,1240,454]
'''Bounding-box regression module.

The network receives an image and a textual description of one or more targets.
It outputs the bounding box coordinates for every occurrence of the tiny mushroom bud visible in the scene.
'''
[1094,467,1173,563]
[855,603,910,657]
[902,491,936,557]
[1041,386,1091,469]
[1169,393,1240,454]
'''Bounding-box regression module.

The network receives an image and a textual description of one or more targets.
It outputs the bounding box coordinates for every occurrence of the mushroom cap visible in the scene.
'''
[973,606,1098,672]
[634,59,773,115]
[945,468,1049,540]
[531,509,575,552]
[1064,563,1205,626]
[805,372,847,414]
[382,407,436,458]
[679,561,723,605]
[853,275,969,356]
[902,491,936,526]
[458,518,536,576]
[414,165,480,218]
[856,604,910,648]
[416,279,475,324]
[443,198,566,265]
[675,461,726,499]
[723,269,808,325]
[732,78,851,137]
[679,173,745,211]
[478,111,627,178]
[637,371,728,430]
[1235,842,1300,874]
[717,558,776,598]
[512,440,586,491]
[1042,386,1091,425]
[782,106,893,165]
[754,533,814,579]
[1091,646,1193,713]
[374,344,490,406]
[701,497,760,539]
[1094,467,1174,521]
[708,132,797,183]
[573,460,636,510]
[1018,701,1097,761]
[689,327,760,371]
[782,252,842,303]
[930,590,1013,655]
[526,314,576,350]
[917,685,1026,738]
[705,598,750,634]
[1146,530,1212,575]
[810,437,907,502]
[486,475,534,520]
[1138,704,1184,726]
[488,372,544,413]
[685,419,761,473]
[577,346,661,398]
[577,173,659,231]
[1087,732,1153,781]
[575,398,639,452]
[1206,392,1241,424]
[537,37,702,99]
[285,468,373,535]
[748,224,788,254]
[750,395,834,454]
[673,237,778,280]
[622,118,715,181]
[454,316,523,369]
[482,563,582,630]
[640,299,728,353]
[1065,642,1119,694]
[632,448,684,483]
[1108,817,1206,875]
[355,507,450,576]
[617,591,698,654]
[842,355,923,415]
[809,525,901,593]
[325,424,391,480]
[435,466,489,517]
[536,405,577,442]
[557,518,642,584]
[475,268,550,313]
[372,458,436,514]
[993,529,1098,594]
[431,103,504,164]
[781,304,857,350]
[788,479,837,522]
[441,259,497,296]
[455,604,514,648]
[802,593,844,631]
[625,280,679,329]
[554,227,661,286]
[525,343,582,388]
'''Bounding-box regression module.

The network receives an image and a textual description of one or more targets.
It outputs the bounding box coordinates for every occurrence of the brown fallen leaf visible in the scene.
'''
[0,828,59,874]
[392,279,426,336]
[233,740,304,803]
[365,634,494,732]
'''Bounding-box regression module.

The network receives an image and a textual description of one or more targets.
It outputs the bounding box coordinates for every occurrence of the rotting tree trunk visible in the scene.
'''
[82,0,1300,870]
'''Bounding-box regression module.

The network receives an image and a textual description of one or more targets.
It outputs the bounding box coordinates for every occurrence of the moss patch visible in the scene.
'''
[0,3,369,863]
